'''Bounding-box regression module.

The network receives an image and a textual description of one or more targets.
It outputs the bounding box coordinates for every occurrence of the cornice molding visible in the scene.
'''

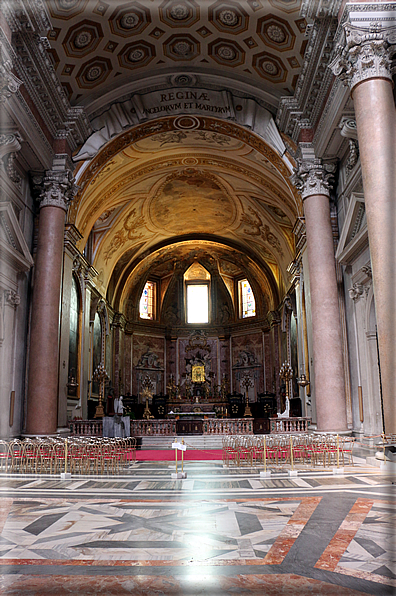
[276,17,337,143]
[1,0,51,35]
[2,0,91,150]
[301,0,341,20]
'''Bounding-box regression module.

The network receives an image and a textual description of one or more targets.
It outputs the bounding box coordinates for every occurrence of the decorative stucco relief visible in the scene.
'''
[240,206,284,257]
[103,207,145,264]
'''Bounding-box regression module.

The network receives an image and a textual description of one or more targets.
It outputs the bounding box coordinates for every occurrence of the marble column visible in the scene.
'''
[293,159,347,432]
[26,165,77,436]
[330,22,396,433]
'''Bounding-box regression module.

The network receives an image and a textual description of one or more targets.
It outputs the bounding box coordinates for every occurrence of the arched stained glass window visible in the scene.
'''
[140,281,156,320]
[239,279,256,318]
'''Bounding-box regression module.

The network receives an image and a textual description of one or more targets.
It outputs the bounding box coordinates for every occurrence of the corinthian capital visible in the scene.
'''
[329,23,396,90]
[292,158,336,200]
[33,169,78,212]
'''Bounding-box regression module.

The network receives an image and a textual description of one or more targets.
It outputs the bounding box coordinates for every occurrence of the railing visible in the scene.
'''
[69,420,103,436]
[69,417,310,437]
[203,418,254,435]
[130,419,177,436]
[270,417,311,434]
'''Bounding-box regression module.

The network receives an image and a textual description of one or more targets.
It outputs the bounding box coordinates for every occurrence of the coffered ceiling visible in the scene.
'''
[38,1,307,310]
[45,0,307,111]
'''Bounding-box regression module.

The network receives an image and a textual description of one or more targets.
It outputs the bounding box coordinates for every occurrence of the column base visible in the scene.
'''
[313,430,351,436]
[22,432,61,438]
[56,427,71,436]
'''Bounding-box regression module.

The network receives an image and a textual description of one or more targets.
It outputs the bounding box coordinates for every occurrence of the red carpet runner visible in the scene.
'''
[133,449,223,461]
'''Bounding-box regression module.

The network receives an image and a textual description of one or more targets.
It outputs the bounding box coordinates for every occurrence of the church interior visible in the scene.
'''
[0,0,395,594]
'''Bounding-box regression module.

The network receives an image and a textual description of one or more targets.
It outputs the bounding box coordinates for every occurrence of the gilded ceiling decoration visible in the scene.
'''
[69,115,300,227]
[69,111,297,301]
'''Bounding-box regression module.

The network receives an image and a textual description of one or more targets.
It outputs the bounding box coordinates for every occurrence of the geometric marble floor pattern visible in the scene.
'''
[0,461,395,596]
[333,501,396,583]
[0,498,314,562]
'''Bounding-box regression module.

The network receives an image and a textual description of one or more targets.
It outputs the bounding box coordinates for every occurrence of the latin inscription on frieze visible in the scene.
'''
[141,89,231,116]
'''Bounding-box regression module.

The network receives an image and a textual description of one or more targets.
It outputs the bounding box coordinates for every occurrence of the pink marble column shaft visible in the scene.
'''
[26,205,66,435]
[304,194,348,431]
[352,78,396,433]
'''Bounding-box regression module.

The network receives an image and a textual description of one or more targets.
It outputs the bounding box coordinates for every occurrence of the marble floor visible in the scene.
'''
[0,461,394,595]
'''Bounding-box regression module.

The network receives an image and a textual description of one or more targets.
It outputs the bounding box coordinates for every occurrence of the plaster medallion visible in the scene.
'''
[74,31,92,48]
[120,12,140,29]
[266,24,285,42]
[170,4,190,20]
[174,115,200,129]
[217,45,236,60]
[86,66,102,81]
[263,61,278,74]
[128,48,145,62]
[173,41,192,56]
[218,9,238,26]
[172,74,194,86]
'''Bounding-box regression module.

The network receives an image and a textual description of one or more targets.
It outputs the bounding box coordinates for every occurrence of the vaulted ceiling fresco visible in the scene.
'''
[71,115,297,308]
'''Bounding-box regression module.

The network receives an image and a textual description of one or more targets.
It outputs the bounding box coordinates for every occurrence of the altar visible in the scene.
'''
[167,401,226,415]
[167,411,216,419]
[176,419,203,435]
[167,406,217,434]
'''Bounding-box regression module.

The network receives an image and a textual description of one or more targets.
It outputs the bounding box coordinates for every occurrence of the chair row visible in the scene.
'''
[0,436,136,474]
[222,434,355,468]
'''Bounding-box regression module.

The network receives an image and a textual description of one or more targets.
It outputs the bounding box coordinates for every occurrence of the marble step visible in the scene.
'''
[139,435,224,451]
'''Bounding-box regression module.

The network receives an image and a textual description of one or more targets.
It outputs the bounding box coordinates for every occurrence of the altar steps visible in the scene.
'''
[139,435,224,451]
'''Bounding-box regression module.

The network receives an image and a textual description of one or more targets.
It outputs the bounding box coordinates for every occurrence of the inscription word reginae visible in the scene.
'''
[143,91,230,116]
